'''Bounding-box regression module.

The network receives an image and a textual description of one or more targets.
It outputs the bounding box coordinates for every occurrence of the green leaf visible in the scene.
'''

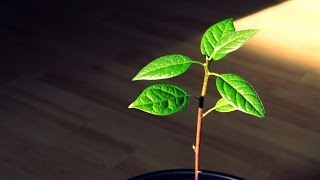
[214,98,237,112]
[133,54,194,81]
[128,84,189,116]
[200,18,235,59]
[211,29,258,60]
[216,74,265,118]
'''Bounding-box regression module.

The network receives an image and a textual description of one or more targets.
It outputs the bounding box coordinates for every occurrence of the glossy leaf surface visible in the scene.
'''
[212,29,258,60]
[129,84,189,116]
[200,18,235,60]
[133,54,193,81]
[214,98,237,112]
[216,74,265,118]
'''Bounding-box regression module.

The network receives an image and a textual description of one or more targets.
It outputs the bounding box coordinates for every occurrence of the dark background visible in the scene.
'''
[3,1,320,180]
[0,0,282,82]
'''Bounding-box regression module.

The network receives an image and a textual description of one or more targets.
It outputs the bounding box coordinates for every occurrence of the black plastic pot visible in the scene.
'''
[128,169,245,180]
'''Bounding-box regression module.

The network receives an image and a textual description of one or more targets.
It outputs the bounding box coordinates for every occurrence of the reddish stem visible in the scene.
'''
[195,107,203,180]
[195,61,209,180]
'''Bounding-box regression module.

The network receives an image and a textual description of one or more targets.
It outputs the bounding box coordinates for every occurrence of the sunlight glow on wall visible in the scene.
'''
[234,0,320,69]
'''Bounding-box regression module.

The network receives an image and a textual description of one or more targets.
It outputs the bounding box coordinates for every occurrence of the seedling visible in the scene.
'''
[129,18,265,180]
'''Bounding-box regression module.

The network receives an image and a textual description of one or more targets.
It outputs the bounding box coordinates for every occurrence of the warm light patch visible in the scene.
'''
[234,0,320,69]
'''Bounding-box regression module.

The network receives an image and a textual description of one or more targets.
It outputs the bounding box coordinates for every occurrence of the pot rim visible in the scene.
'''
[128,169,245,180]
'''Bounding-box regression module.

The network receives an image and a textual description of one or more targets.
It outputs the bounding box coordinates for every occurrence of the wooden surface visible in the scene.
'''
[1,0,320,179]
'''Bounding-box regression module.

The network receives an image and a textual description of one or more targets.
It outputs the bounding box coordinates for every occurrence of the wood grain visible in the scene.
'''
[1,0,320,179]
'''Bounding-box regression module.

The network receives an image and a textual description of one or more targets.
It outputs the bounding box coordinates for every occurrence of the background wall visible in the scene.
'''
[2,1,320,180]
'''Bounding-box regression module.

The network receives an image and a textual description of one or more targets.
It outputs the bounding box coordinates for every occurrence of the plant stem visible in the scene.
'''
[203,106,216,117]
[208,72,220,77]
[195,61,210,180]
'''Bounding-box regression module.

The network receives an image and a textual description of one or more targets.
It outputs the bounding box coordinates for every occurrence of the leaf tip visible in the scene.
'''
[251,29,260,34]
[256,110,265,118]
[132,75,140,81]
[128,103,135,109]
[227,17,234,22]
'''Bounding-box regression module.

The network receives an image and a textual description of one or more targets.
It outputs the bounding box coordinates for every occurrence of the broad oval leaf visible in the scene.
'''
[214,98,237,112]
[128,84,189,116]
[211,29,258,60]
[200,18,235,60]
[133,54,193,81]
[216,74,265,118]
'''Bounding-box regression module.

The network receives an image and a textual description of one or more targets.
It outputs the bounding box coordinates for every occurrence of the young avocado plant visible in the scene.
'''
[129,18,265,180]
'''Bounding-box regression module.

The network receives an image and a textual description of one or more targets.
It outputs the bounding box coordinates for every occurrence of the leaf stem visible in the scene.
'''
[203,106,216,117]
[192,61,205,66]
[195,60,210,180]
[208,72,220,77]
